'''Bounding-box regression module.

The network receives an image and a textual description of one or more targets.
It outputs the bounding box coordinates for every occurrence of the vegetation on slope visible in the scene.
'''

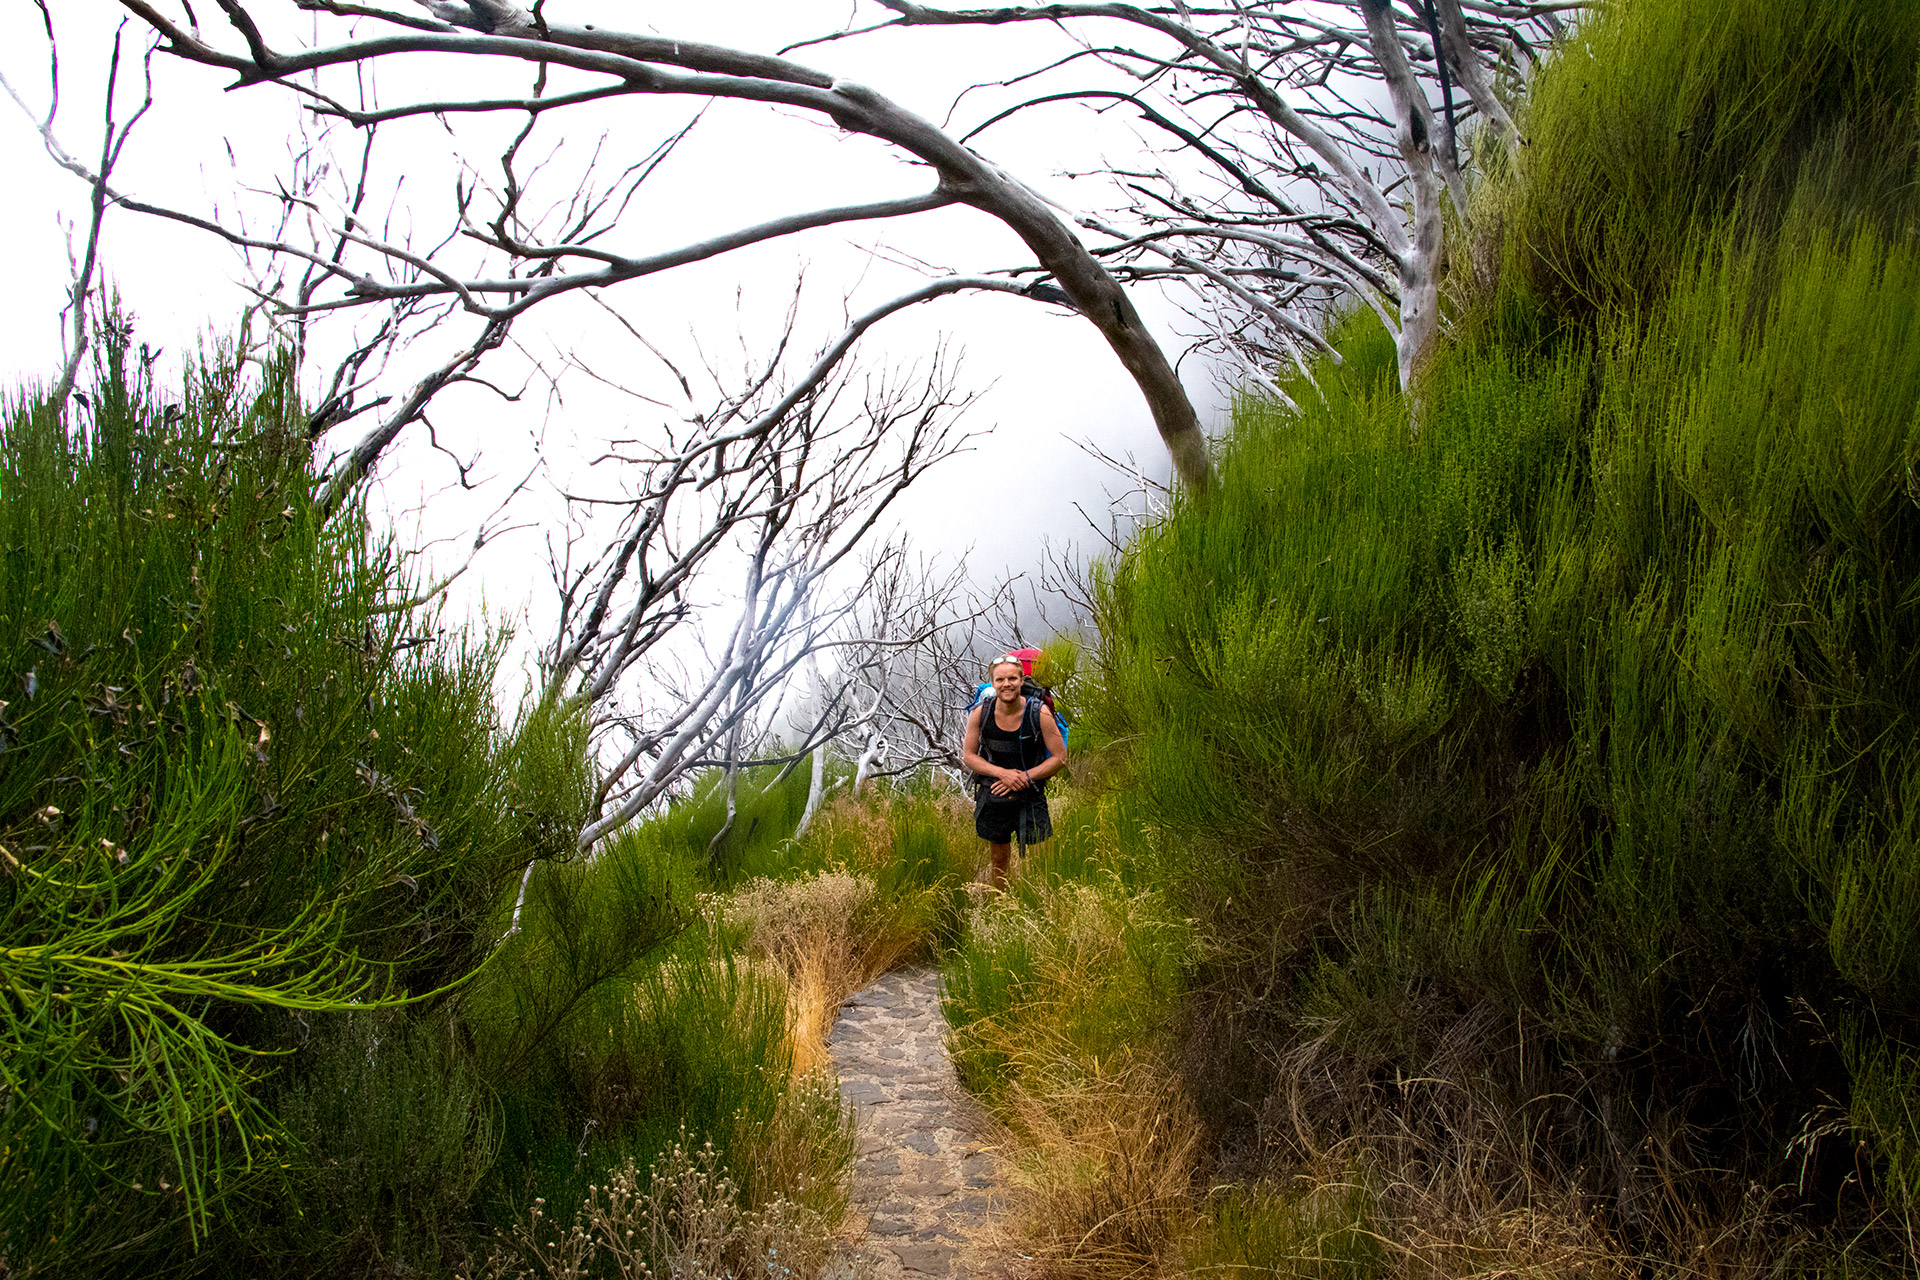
[0,319,982,1279]
[0,319,547,1271]
[18,0,1920,1274]
[952,0,1920,1272]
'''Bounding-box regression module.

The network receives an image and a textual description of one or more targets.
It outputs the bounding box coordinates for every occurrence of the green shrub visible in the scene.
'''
[0,320,854,1279]
[1179,1184,1384,1280]
[0,319,535,1273]
[643,760,818,887]
[1080,0,1920,1263]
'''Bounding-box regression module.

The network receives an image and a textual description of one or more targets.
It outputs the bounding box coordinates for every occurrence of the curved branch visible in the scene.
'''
[725,276,1070,448]
[114,0,1215,491]
[874,0,1414,264]
[315,82,629,125]
[317,316,511,522]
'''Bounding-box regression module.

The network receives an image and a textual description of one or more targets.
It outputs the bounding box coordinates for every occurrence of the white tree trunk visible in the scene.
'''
[853,730,886,796]
[505,859,536,938]
[794,741,829,839]
[706,717,745,863]
[1359,0,1448,396]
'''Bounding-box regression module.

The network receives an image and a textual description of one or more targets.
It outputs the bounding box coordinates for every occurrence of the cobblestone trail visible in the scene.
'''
[829,966,1012,1280]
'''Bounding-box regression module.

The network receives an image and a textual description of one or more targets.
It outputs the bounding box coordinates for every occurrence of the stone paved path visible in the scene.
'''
[829,966,1014,1280]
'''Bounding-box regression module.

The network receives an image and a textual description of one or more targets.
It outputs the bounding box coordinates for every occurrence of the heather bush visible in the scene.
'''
[1074,0,1920,1268]
[0,322,861,1278]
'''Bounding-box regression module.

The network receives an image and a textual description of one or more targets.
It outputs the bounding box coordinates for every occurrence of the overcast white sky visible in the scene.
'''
[0,1,1230,690]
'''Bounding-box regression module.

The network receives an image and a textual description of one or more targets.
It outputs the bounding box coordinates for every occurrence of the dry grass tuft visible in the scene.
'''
[1213,1026,1807,1280]
[474,1137,833,1280]
[720,870,921,1072]
[942,807,1840,1279]
[999,1047,1204,1280]
[1173,1162,1632,1280]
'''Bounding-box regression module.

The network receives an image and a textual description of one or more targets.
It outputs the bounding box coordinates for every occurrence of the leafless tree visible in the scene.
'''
[778,550,1019,838]
[788,559,1026,807]
[842,553,992,794]
[489,325,974,925]
[540,330,976,852]
[851,1,1572,396]
[63,0,1214,494]
[14,4,1153,871]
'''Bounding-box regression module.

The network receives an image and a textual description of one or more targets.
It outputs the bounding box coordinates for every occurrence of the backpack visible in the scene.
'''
[969,675,1071,767]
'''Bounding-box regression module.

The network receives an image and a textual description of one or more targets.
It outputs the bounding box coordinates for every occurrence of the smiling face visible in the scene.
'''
[990,659,1025,707]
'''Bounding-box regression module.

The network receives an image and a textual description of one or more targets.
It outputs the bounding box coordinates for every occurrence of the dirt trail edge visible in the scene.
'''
[829,965,1015,1280]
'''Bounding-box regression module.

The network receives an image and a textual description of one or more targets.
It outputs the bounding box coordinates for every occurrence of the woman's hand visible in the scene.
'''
[989,768,1032,797]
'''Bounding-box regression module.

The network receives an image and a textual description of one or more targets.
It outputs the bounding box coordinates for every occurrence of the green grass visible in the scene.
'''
[942,790,1192,1100]
[641,759,819,887]
[1179,1184,1385,1280]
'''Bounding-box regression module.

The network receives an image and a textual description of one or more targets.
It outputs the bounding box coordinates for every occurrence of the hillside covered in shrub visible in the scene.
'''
[14,0,1920,1275]
[1030,0,1920,1269]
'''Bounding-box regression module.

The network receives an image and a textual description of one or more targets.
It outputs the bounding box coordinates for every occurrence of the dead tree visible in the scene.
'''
[816,558,1017,794]
[778,550,1008,817]
[858,0,1572,395]
[500,328,977,924]
[541,328,977,852]
[846,552,980,793]
[0,9,156,418]
[80,0,1212,493]
[14,7,1100,864]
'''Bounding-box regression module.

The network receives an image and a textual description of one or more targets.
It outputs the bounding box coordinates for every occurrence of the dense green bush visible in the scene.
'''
[0,319,542,1272]
[1085,0,1920,1262]
[0,321,857,1278]
[643,758,819,888]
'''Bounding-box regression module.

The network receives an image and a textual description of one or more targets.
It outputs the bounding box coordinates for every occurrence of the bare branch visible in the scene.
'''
[109,0,1215,490]
[866,0,1569,390]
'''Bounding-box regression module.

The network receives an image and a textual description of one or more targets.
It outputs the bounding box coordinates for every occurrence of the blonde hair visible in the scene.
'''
[988,656,1023,677]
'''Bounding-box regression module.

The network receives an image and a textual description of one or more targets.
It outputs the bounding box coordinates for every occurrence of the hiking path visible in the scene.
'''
[829,965,1016,1280]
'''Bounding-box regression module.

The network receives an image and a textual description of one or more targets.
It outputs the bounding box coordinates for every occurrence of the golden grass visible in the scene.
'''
[715,789,981,1071]
[719,870,914,1072]
[949,877,1207,1279]
[990,1048,1673,1280]
[1004,1048,1205,1280]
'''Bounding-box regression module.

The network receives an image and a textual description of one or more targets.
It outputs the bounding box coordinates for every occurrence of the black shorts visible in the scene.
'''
[974,785,1053,845]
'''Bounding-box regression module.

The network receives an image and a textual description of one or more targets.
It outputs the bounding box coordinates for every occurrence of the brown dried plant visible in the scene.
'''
[474,1138,835,1280]
[1003,1048,1204,1280]
[720,870,925,1073]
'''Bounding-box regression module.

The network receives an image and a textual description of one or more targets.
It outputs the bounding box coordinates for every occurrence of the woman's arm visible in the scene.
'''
[1027,706,1069,784]
[965,703,1032,796]
[962,704,1009,780]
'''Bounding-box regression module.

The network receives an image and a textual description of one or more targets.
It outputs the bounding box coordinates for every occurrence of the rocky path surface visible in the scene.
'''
[829,966,1015,1280]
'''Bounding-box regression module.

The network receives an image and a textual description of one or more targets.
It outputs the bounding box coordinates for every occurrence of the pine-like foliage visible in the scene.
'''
[0,317,870,1278]
[0,318,531,1267]
[1089,0,1920,1257]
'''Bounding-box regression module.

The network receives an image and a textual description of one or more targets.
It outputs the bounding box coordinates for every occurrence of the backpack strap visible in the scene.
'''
[1020,695,1051,765]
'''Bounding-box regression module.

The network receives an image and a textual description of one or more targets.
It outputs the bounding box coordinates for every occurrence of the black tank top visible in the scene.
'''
[979,698,1045,773]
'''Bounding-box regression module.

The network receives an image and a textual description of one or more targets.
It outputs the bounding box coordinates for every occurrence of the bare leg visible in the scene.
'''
[988,841,1012,890]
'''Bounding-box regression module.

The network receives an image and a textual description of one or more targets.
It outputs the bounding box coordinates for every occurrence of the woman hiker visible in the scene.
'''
[962,655,1068,890]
